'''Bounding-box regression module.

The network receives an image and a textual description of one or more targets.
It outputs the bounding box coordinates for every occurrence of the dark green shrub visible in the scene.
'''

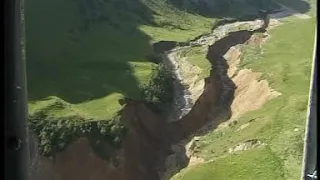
[29,111,127,156]
[141,64,174,114]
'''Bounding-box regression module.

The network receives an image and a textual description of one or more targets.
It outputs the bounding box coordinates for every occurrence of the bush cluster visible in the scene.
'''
[29,110,127,156]
[141,63,174,114]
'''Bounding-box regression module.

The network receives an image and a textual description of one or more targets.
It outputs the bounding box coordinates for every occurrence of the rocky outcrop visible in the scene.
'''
[162,49,199,121]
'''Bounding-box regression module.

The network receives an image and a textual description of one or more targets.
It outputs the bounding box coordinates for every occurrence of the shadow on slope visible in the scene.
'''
[168,0,310,19]
[276,0,312,12]
[26,0,156,104]
[26,0,311,104]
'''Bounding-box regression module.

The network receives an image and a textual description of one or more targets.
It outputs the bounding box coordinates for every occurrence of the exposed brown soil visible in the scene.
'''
[225,46,242,78]
[120,100,170,180]
[188,156,205,166]
[231,68,281,119]
[223,38,281,120]
[228,139,264,153]
[36,138,125,180]
[247,34,264,46]
[168,74,222,142]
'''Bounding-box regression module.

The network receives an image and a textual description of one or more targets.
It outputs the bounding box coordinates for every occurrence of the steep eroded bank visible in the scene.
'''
[167,28,266,142]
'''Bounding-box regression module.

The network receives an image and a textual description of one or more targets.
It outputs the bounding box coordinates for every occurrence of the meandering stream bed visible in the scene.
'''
[160,19,265,123]
[158,8,295,179]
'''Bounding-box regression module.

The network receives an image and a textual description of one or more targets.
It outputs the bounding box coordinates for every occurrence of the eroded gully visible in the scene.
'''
[119,16,271,180]
[34,13,276,180]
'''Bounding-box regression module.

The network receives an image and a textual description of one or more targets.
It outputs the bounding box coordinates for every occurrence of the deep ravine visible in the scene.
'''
[160,19,265,123]
[160,21,267,180]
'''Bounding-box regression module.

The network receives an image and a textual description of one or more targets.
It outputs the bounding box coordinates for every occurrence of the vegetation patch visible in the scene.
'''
[179,46,211,80]
[29,97,127,157]
[172,147,285,180]
[141,63,174,115]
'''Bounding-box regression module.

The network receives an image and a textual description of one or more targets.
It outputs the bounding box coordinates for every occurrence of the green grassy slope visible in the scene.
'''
[25,0,215,156]
[173,147,285,180]
[171,5,316,180]
[179,46,211,79]
[26,0,214,120]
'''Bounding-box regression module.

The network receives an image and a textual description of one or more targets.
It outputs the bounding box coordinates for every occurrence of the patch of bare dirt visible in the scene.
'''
[185,137,205,167]
[224,46,242,78]
[237,122,250,131]
[231,68,281,118]
[38,138,125,180]
[178,57,206,104]
[188,156,205,166]
[223,35,281,121]
[228,139,264,153]
[247,34,265,46]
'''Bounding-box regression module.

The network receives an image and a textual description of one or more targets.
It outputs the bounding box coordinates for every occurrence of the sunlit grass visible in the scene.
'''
[26,0,213,121]
[178,46,212,79]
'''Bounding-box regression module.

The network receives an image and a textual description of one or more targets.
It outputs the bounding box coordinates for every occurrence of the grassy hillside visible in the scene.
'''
[26,0,214,119]
[171,6,316,180]
[25,0,217,155]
